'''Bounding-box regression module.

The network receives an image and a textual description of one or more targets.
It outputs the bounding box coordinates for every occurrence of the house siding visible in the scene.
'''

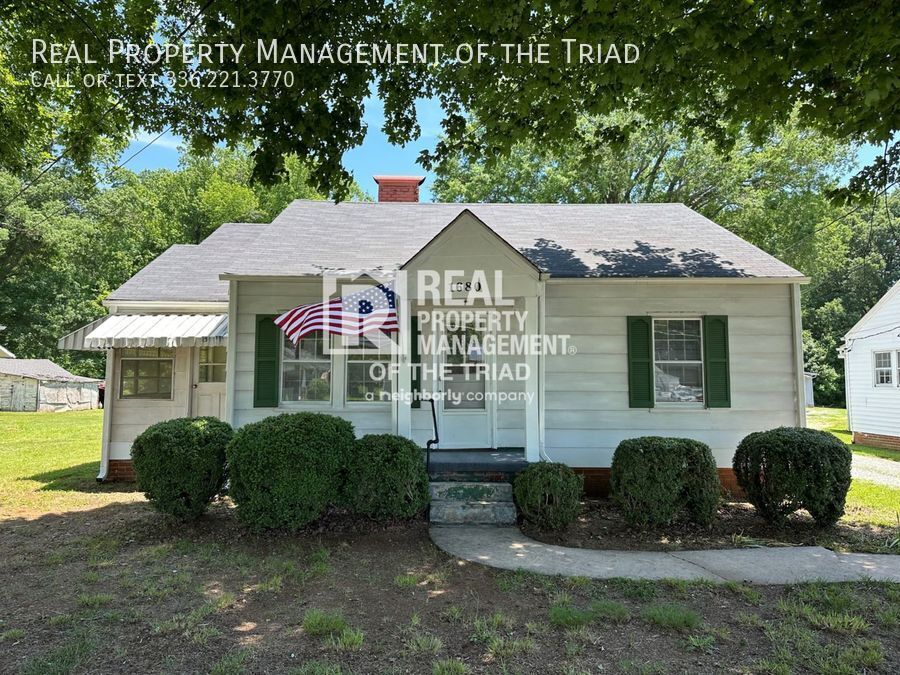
[542,281,800,467]
[844,286,900,443]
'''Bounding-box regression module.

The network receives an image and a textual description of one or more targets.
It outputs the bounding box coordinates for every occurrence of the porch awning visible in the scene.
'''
[80,314,228,349]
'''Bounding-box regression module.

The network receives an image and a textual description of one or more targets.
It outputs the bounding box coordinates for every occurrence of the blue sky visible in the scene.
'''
[119,97,881,203]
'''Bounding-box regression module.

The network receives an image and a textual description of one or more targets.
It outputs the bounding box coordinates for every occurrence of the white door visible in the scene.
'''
[193,346,227,419]
[438,325,494,448]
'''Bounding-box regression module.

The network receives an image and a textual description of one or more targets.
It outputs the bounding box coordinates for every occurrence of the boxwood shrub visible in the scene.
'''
[131,417,232,520]
[346,434,429,520]
[610,437,720,527]
[226,412,355,531]
[733,427,851,526]
[513,462,583,530]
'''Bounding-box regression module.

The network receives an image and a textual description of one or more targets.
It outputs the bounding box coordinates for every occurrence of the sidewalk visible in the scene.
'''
[430,526,900,585]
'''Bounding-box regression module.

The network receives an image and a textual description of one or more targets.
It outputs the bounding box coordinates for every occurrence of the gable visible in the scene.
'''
[845,280,900,338]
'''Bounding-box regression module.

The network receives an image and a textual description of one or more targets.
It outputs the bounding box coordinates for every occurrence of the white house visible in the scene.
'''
[0,325,15,358]
[840,280,900,450]
[60,177,808,492]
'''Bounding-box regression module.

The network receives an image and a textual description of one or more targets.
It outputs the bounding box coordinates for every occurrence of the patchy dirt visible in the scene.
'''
[523,499,900,555]
[1,499,899,674]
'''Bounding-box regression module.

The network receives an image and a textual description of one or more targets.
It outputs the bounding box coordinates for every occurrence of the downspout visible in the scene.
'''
[790,283,807,427]
[97,349,115,481]
[538,275,552,462]
[842,339,853,438]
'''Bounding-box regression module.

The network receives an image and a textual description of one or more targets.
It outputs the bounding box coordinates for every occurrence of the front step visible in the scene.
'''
[429,481,517,526]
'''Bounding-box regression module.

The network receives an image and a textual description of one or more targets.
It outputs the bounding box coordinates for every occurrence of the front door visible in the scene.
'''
[438,325,493,448]
[193,346,226,418]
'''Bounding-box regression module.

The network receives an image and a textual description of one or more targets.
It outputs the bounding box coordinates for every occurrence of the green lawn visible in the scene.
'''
[807,406,900,462]
[0,410,140,516]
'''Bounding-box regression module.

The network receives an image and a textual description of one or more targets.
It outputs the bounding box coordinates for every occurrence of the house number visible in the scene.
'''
[450,281,482,292]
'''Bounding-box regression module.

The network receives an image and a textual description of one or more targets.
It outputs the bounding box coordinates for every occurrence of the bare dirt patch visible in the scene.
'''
[522,499,900,555]
[1,499,899,674]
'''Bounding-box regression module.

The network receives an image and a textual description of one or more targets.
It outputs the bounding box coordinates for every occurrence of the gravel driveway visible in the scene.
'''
[852,453,900,489]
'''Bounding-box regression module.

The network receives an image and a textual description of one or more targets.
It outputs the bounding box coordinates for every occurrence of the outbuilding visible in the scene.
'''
[0,359,101,412]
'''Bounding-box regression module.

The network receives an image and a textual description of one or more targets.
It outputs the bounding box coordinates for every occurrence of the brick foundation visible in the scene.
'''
[573,467,745,500]
[106,459,136,481]
[853,431,900,452]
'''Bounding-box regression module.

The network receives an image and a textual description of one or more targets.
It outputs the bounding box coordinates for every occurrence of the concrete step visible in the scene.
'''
[430,500,518,526]
[429,481,513,502]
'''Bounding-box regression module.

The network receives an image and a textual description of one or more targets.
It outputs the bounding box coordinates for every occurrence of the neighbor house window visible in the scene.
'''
[119,348,174,399]
[199,346,226,383]
[874,351,893,386]
[346,336,392,403]
[653,319,704,403]
[282,331,331,402]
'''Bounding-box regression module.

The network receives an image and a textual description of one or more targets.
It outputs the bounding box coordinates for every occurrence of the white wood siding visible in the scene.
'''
[844,286,900,437]
[231,279,394,436]
[0,374,38,411]
[108,347,192,459]
[543,281,800,467]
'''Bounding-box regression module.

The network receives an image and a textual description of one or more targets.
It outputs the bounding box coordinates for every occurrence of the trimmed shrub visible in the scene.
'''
[131,416,232,520]
[611,437,720,527]
[347,434,429,520]
[513,462,583,530]
[226,412,355,530]
[733,427,851,526]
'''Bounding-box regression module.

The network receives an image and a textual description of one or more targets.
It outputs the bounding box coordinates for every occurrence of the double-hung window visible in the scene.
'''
[346,336,392,403]
[653,319,704,404]
[119,348,174,399]
[281,332,331,402]
[874,351,893,386]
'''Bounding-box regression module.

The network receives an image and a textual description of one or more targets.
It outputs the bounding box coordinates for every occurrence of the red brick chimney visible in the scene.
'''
[374,175,425,202]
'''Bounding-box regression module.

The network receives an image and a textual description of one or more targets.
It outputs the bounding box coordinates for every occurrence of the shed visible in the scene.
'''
[0,359,101,412]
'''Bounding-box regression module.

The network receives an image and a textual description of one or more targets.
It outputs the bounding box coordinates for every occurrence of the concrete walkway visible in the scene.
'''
[853,453,900,489]
[430,526,900,585]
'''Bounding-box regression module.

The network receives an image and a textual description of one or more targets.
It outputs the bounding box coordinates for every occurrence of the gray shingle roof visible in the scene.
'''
[0,359,100,382]
[108,202,803,303]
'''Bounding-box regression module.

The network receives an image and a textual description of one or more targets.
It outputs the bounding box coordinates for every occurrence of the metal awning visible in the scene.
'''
[74,314,228,349]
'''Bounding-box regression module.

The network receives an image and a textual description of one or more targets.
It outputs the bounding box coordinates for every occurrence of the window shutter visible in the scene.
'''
[703,315,731,408]
[627,316,654,408]
[410,316,422,409]
[253,315,280,408]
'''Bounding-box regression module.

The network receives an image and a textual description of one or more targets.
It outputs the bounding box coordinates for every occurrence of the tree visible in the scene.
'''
[1,1,896,199]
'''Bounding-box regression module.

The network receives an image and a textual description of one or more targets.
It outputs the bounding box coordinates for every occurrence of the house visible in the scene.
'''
[840,280,900,450]
[0,358,101,412]
[60,176,808,491]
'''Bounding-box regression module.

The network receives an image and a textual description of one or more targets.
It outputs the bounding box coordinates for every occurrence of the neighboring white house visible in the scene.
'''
[0,359,101,412]
[60,177,808,491]
[840,280,900,450]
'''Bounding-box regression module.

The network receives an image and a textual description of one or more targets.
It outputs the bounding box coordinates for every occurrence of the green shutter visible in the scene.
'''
[703,315,731,408]
[253,315,280,408]
[627,316,654,408]
[410,316,422,409]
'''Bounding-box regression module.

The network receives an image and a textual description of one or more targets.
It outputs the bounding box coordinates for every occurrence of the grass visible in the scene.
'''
[432,659,469,675]
[328,627,364,651]
[640,604,701,631]
[807,406,899,462]
[302,609,348,636]
[404,631,443,655]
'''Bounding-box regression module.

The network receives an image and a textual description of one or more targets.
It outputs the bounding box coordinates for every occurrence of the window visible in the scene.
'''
[199,346,226,383]
[281,332,331,402]
[346,336,392,403]
[653,319,704,404]
[874,351,893,386]
[119,348,174,399]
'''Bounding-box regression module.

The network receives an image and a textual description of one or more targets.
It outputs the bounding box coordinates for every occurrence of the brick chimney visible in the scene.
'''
[374,175,425,202]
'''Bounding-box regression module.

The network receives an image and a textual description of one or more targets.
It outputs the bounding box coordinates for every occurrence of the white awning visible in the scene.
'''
[82,314,228,349]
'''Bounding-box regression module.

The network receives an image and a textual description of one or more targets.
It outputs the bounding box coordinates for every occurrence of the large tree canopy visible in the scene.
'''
[1,1,896,198]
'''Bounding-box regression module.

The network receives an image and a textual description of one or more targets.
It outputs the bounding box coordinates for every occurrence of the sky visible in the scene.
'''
[119,97,883,203]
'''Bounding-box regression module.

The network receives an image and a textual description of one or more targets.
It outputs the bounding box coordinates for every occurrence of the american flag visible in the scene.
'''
[275,283,399,344]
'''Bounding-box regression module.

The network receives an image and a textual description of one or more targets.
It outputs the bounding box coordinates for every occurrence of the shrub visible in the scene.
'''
[733,427,851,526]
[226,412,355,530]
[131,417,232,520]
[610,437,720,527]
[346,434,429,520]
[513,462,583,530]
